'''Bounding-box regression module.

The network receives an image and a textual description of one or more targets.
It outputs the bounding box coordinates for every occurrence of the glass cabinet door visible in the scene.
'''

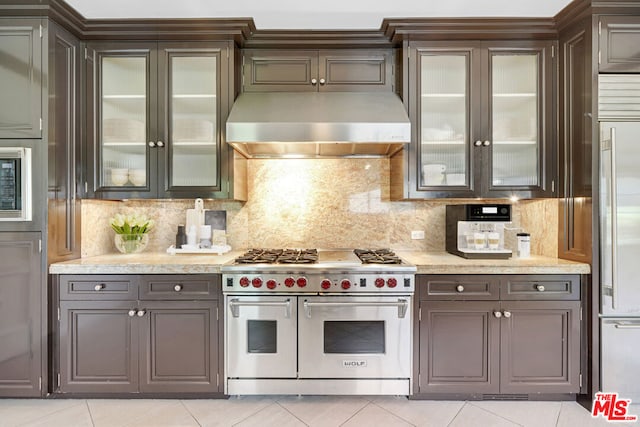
[165,52,219,190]
[419,52,471,188]
[490,52,541,188]
[99,54,149,189]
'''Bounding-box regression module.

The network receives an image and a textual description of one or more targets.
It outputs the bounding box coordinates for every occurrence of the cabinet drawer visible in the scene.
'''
[501,275,580,300]
[139,275,219,300]
[59,275,136,300]
[420,275,499,300]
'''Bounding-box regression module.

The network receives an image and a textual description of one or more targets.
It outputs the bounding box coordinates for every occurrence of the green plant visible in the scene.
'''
[109,213,154,235]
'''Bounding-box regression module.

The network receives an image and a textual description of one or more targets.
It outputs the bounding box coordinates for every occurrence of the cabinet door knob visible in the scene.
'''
[311,78,318,85]
[503,310,512,318]
[474,140,482,147]
[128,310,136,317]
[493,311,502,318]
[483,140,491,147]
[94,284,105,291]
[319,78,326,85]
[157,141,165,147]
[536,284,545,292]
[137,310,146,317]
[456,285,465,293]
[174,284,183,292]
[148,141,156,148]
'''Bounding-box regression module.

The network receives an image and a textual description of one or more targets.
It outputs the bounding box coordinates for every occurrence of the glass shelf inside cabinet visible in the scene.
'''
[103,95,146,99]
[172,94,216,98]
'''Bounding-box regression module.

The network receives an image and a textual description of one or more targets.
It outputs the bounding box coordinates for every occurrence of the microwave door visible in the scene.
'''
[0,147,31,222]
[0,159,18,210]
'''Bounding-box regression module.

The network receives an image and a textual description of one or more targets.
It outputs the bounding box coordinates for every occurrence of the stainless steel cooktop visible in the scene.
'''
[221,249,416,293]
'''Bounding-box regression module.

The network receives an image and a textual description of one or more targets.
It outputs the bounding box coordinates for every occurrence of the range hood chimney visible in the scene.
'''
[226,92,411,158]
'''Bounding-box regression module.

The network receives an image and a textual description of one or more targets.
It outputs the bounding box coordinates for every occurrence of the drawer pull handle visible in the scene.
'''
[503,310,512,318]
[536,284,545,292]
[493,311,502,318]
[456,285,465,293]
[174,284,183,292]
[94,284,105,291]
[137,310,146,317]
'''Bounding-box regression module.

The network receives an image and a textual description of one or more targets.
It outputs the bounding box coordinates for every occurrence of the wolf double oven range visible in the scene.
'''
[221,249,416,395]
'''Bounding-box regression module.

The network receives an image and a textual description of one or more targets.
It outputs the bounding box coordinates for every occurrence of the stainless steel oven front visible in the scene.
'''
[298,295,411,379]
[224,293,412,395]
[225,295,297,379]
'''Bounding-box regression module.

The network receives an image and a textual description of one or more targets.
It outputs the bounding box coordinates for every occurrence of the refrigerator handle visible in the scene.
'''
[610,127,619,310]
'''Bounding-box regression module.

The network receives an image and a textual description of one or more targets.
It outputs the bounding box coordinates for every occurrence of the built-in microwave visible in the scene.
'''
[0,147,31,221]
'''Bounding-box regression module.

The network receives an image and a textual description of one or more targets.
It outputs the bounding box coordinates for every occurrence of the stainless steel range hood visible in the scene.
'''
[225,92,411,158]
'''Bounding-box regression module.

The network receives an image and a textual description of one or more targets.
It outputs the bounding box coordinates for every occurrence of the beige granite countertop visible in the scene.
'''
[50,251,590,275]
[48,251,244,275]
[397,251,591,275]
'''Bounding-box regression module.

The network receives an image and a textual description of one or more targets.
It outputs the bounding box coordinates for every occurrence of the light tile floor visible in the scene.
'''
[0,396,638,427]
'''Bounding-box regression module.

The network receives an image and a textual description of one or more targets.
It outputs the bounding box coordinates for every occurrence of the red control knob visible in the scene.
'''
[374,278,385,288]
[239,277,250,287]
[252,277,263,288]
[320,279,332,290]
[284,277,295,287]
[341,279,351,290]
[266,279,277,289]
[387,278,398,288]
[297,277,307,288]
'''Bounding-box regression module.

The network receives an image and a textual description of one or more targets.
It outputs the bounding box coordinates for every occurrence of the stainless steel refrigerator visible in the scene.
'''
[599,74,640,401]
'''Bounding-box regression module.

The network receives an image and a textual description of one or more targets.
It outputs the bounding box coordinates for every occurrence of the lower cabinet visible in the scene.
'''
[0,232,43,397]
[56,274,221,395]
[416,274,582,397]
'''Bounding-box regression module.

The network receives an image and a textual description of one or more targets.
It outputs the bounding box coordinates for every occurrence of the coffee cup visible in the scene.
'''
[474,232,486,250]
[487,232,500,250]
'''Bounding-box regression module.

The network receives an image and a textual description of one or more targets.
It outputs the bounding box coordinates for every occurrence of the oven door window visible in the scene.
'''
[324,321,385,354]
[247,320,277,353]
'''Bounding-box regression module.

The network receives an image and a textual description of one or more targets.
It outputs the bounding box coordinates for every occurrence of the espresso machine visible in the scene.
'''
[445,204,512,259]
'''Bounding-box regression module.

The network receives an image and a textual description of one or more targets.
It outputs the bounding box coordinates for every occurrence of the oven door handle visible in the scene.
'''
[228,298,291,318]
[303,299,409,319]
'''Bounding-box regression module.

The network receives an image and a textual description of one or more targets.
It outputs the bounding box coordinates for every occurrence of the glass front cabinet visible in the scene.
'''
[86,42,237,199]
[405,41,556,199]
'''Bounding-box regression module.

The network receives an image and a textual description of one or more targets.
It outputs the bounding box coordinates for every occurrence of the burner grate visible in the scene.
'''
[354,249,403,264]
[235,249,318,264]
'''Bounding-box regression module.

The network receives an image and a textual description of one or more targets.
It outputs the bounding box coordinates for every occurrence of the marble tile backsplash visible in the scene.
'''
[81,158,558,257]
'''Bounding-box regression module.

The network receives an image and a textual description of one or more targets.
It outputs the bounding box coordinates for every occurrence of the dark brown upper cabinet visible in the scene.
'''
[86,41,245,200]
[599,16,640,73]
[392,40,556,200]
[242,49,393,92]
[558,19,593,264]
[0,19,42,139]
[48,21,81,264]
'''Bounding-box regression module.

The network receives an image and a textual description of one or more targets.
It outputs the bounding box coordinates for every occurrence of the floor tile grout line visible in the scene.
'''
[338,401,372,427]
[368,399,418,426]
[179,400,203,427]
[274,400,311,426]
[555,401,566,427]
[230,400,280,427]
[14,399,88,427]
[446,401,469,427]
[337,400,417,427]
[466,401,526,426]
[85,400,96,427]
